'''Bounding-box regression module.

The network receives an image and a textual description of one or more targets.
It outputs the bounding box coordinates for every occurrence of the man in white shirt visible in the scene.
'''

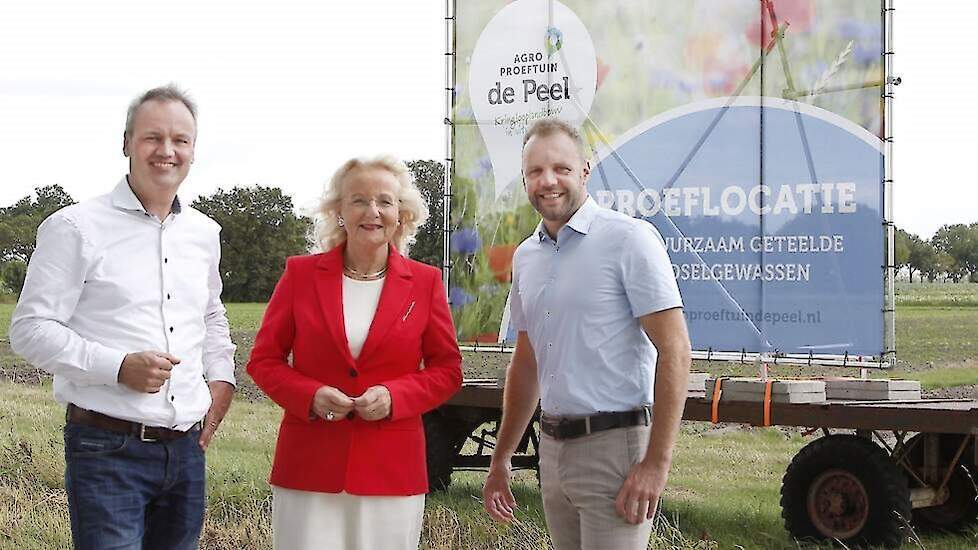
[10,84,236,550]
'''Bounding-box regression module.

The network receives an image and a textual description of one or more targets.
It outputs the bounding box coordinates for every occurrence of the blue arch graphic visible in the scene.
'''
[588,98,884,357]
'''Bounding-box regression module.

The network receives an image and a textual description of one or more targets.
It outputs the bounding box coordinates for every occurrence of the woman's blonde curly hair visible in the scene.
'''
[312,155,429,255]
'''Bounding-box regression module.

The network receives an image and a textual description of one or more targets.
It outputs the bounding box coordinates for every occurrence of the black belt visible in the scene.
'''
[67,403,201,442]
[540,407,651,440]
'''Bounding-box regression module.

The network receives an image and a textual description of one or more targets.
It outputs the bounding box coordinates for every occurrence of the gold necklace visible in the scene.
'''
[343,264,388,281]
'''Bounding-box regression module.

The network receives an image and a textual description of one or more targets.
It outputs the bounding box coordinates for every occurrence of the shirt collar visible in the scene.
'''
[111,176,182,215]
[535,195,598,242]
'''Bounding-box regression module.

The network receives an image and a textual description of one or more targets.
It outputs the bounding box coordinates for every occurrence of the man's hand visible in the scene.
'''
[199,380,234,451]
[312,385,355,421]
[614,459,669,524]
[117,351,180,393]
[483,459,517,522]
[353,385,391,421]
[482,332,537,524]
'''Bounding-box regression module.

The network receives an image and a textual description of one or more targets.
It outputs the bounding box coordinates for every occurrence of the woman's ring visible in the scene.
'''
[326,410,335,421]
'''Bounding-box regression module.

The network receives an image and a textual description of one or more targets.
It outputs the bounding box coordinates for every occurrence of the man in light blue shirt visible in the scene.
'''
[483,118,691,550]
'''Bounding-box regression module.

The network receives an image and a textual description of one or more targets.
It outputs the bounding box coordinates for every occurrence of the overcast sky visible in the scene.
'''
[1,0,975,239]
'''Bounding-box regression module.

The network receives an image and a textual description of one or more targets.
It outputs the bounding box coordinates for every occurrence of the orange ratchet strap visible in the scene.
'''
[710,377,725,423]
[711,377,775,426]
[763,380,773,427]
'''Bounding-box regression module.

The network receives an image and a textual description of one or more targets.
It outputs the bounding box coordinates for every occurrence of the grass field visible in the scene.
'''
[0,304,11,341]
[1,284,977,548]
[895,281,978,308]
[5,381,978,549]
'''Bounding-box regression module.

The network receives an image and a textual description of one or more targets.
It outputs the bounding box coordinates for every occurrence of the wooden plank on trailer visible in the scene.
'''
[826,388,921,400]
[711,390,827,404]
[824,378,920,391]
[445,380,978,435]
[688,372,709,392]
[683,397,978,434]
[706,377,825,395]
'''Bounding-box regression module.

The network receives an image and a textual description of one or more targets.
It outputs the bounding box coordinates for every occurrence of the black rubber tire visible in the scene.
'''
[903,433,978,533]
[423,410,475,492]
[781,434,911,548]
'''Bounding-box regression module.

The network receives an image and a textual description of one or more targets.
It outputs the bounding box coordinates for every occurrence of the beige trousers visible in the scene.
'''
[540,424,654,550]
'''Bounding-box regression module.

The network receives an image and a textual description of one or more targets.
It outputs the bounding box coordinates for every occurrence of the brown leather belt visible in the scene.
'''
[540,406,651,440]
[67,403,201,442]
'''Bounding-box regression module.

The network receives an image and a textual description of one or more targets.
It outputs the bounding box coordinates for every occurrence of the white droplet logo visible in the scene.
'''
[469,0,596,200]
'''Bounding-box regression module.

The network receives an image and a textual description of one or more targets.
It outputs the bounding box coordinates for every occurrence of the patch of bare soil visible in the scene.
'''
[461,350,509,379]
[0,340,50,384]
[923,385,978,400]
[894,358,976,373]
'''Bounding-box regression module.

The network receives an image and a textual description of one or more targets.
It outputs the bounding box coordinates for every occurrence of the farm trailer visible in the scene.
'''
[424,378,978,548]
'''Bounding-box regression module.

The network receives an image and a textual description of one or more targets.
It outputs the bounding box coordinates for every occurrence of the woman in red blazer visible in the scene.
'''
[246,155,462,550]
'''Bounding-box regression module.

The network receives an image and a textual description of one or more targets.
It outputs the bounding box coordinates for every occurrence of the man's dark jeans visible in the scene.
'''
[64,421,205,550]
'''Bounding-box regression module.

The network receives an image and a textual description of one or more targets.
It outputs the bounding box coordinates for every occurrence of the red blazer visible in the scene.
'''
[246,245,462,495]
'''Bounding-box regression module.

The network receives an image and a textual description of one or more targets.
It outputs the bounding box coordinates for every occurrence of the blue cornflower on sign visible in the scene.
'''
[450,227,481,255]
[449,286,475,308]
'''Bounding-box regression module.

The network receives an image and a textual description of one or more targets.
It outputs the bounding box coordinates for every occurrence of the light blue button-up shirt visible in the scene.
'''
[509,197,683,416]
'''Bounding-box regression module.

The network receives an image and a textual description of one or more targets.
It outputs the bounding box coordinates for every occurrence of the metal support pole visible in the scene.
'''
[882,0,897,368]
[442,0,457,297]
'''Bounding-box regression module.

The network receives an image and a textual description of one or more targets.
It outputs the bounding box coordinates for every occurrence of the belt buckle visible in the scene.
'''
[139,424,159,442]
[554,417,571,439]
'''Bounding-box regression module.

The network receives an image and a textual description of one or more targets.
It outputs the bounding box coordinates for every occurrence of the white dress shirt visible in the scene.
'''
[10,177,236,430]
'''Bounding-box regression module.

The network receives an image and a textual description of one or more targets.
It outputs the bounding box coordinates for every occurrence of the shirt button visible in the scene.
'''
[169,326,174,333]
[167,293,171,300]
[349,368,358,377]
[170,395,175,401]
[547,343,553,348]
[164,258,168,264]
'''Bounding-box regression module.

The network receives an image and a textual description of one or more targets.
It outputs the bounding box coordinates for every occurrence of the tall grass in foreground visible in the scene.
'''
[0,380,712,549]
[5,382,978,549]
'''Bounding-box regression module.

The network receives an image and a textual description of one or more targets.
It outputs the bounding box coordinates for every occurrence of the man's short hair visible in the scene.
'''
[522,118,588,161]
[124,84,198,140]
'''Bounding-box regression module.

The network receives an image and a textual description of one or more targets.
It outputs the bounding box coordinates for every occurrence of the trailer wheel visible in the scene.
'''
[903,434,978,532]
[781,434,910,548]
[423,410,476,492]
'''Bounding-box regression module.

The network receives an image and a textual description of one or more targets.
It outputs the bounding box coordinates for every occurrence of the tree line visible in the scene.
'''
[0,160,444,302]
[895,225,978,283]
[4,169,976,300]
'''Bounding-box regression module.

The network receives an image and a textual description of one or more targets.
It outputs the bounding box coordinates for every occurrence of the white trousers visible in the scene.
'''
[272,486,425,550]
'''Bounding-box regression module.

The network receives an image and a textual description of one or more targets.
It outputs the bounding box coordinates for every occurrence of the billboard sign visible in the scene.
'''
[449,0,887,362]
